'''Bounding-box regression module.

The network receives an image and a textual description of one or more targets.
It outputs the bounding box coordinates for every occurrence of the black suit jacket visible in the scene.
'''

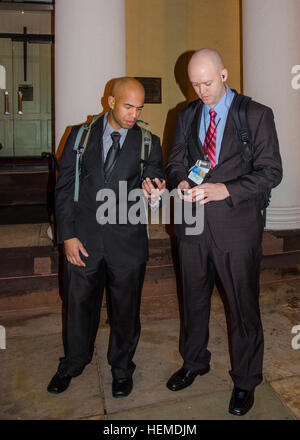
[166,92,283,251]
[55,115,165,266]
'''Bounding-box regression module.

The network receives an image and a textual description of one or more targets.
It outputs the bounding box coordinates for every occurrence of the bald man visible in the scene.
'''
[48,77,165,397]
[166,49,282,415]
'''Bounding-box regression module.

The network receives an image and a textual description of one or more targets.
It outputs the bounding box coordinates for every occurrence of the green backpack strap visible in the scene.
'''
[73,124,87,202]
[73,114,101,202]
[137,120,152,179]
[81,114,100,161]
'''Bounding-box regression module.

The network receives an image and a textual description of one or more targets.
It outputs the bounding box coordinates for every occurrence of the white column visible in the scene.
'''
[242,0,300,230]
[55,0,125,149]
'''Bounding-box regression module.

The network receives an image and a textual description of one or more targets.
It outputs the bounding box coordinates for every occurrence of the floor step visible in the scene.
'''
[1,234,299,279]
[1,228,300,312]
[0,239,173,278]
[0,204,49,225]
[1,253,300,312]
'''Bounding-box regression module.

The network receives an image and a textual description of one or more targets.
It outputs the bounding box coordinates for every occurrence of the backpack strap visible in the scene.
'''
[137,120,153,238]
[231,93,271,226]
[73,124,88,202]
[73,114,101,202]
[231,93,253,163]
[80,114,100,163]
[137,120,152,179]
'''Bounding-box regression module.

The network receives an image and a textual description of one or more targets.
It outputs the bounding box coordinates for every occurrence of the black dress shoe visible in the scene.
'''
[229,387,254,416]
[47,372,72,394]
[112,377,133,398]
[166,366,210,391]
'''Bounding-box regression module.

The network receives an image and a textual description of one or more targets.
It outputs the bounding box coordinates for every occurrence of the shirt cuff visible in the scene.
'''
[148,196,161,211]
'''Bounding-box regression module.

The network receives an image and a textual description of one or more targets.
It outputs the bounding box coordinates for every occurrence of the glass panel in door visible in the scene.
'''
[0,38,52,157]
[0,37,13,156]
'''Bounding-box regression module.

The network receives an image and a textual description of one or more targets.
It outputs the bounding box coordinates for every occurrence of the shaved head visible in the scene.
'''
[188,49,225,75]
[188,48,228,107]
[111,77,145,99]
[108,77,145,130]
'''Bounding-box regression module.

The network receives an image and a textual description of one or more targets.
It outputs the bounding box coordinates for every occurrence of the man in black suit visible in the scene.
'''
[47,77,165,397]
[166,49,282,415]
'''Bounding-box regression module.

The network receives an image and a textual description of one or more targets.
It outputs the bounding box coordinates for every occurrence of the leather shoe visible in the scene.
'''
[229,387,254,416]
[112,377,133,398]
[47,372,72,394]
[166,366,210,391]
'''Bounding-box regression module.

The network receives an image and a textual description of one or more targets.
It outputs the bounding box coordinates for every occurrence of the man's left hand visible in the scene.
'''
[188,182,230,204]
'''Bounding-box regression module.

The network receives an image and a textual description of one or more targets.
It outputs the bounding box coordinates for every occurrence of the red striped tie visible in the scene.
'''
[203,109,217,168]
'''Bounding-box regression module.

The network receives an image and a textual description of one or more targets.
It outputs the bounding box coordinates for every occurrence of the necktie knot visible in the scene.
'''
[111,131,121,143]
[209,109,216,119]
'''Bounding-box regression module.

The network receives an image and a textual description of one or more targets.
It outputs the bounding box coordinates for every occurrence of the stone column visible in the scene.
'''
[242,0,300,230]
[55,0,125,148]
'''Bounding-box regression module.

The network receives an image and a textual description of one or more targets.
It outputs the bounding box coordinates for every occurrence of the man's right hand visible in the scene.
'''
[178,180,192,201]
[64,238,89,267]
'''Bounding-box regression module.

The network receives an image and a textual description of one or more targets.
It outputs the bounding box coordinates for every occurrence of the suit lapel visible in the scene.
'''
[106,123,141,182]
[190,102,206,161]
[216,114,236,166]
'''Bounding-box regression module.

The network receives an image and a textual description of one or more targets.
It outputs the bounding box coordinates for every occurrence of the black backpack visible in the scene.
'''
[231,94,271,225]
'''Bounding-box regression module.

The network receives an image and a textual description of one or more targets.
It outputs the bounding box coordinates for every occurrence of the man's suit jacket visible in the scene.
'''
[55,115,164,266]
[166,91,283,252]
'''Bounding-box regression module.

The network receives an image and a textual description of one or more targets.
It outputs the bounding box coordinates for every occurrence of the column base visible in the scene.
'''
[265,206,300,231]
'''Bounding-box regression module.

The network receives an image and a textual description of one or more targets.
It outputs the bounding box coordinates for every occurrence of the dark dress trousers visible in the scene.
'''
[55,116,164,379]
[166,91,283,390]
